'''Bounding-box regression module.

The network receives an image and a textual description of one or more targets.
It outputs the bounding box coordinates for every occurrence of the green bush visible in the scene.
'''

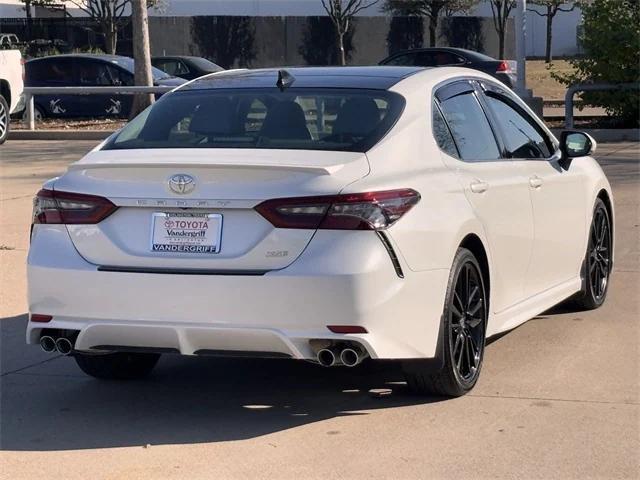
[554,0,639,127]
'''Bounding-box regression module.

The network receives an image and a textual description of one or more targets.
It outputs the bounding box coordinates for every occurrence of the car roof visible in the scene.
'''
[152,55,202,61]
[383,47,497,63]
[181,66,427,91]
[27,54,130,63]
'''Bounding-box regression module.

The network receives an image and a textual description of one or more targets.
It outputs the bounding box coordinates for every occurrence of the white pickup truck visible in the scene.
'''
[0,49,24,144]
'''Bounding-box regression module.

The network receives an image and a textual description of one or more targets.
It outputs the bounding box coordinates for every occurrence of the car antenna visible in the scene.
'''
[276,69,295,91]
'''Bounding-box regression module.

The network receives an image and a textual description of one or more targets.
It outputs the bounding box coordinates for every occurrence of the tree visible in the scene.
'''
[191,17,256,69]
[129,0,153,118]
[19,0,58,40]
[299,17,355,65]
[321,0,380,66]
[528,1,575,63]
[383,0,477,47]
[66,0,161,54]
[386,16,424,55]
[486,0,515,59]
[553,0,639,126]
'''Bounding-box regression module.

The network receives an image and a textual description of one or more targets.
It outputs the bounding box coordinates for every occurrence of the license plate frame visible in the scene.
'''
[151,212,223,254]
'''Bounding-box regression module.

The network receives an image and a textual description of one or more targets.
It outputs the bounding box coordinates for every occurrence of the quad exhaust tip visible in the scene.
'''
[39,336,56,353]
[55,338,74,356]
[317,348,337,367]
[40,335,75,355]
[316,344,367,367]
[340,348,362,367]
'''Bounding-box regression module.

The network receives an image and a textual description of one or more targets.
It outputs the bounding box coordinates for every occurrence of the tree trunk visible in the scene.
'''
[25,0,33,41]
[129,0,154,118]
[102,24,118,55]
[545,9,554,63]
[428,15,438,47]
[498,26,505,59]
[338,32,346,66]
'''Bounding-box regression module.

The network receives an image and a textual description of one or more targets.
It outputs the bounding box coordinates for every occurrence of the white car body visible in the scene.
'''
[27,67,613,368]
[0,49,24,114]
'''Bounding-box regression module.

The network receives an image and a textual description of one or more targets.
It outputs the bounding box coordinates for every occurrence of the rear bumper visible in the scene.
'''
[27,225,449,360]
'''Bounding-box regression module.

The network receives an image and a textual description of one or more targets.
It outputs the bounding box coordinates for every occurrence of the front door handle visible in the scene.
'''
[529,175,543,189]
[470,180,489,193]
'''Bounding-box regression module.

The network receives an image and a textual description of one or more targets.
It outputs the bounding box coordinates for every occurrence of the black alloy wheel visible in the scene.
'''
[573,198,612,310]
[449,260,486,386]
[403,248,487,397]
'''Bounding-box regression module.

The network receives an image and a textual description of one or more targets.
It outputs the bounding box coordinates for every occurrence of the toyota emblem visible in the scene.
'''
[168,174,196,195]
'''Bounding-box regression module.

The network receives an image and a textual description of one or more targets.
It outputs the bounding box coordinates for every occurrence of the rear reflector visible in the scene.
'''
[327,325,368,334]
[255,189,420,230]
[496,61,511,73]
[32,189,117,225]
[30,314,53,323]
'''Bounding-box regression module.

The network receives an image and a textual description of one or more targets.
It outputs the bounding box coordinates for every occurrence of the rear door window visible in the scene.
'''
[77,60,112,86]
[27,58,76,85]
[415,51,465,66]
[438,92,500,161]
[383,53,418,66]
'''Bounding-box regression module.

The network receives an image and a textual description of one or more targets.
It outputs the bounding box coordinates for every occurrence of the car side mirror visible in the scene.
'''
[560,130,597,158]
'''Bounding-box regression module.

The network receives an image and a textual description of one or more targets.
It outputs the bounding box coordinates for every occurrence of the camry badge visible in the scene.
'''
[168,174,196,195]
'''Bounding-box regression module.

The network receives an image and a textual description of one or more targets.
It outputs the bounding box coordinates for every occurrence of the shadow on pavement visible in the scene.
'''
[1,314,443,451]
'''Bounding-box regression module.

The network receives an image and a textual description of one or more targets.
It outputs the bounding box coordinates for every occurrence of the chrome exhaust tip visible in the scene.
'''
[55,337,74,356]
[340,348,362,367]
[40,336,56,353]
[317,348,337,367]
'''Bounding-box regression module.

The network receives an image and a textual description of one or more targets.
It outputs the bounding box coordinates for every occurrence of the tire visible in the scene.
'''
[403,248,488,397]
[74,351,160,380]
[572,198,612,310]
[0,94,9,145]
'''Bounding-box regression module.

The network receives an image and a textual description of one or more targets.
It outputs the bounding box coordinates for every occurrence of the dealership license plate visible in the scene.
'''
[151,212,222,254]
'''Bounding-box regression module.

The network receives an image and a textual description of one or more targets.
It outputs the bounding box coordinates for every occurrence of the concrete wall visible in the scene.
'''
[149,16,514,69]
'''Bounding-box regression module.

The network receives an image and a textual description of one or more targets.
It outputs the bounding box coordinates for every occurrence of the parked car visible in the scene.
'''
[25,54,186,119]
[152,55,223,80]
[0,49,24,144]
[0,34,21,50]
[379,47,516,88]
[27,66,613,397]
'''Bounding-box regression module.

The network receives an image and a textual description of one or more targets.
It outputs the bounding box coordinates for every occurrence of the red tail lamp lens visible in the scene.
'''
[254,189,420,230]
[30,314,53,323]
[32,189,117,225]
[496,61,511,73]
[327,326,368,334]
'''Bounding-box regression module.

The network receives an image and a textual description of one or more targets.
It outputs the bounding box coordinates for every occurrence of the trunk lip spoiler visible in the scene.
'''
[67,161,344,175]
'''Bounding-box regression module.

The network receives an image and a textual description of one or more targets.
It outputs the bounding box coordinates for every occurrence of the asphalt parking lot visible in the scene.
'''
[0,140,638,479]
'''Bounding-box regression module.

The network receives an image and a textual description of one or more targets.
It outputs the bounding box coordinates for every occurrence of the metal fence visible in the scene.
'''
[564,83,640,129]
[23,85,174,130]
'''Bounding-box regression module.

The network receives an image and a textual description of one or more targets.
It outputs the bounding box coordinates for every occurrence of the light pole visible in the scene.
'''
[515,0,527,96]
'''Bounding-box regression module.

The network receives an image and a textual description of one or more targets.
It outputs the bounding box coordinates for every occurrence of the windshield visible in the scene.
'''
[108,57,172,80]
[103,88,405,152]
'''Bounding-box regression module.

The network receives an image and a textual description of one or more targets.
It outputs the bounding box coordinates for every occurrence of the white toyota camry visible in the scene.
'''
[27,66,614,396]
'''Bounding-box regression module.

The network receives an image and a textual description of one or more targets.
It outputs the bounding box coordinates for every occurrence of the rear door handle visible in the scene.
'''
[529,175,543,189]
[470,180,489,193]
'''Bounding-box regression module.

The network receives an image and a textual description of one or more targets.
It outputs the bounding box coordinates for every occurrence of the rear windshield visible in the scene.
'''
[102,88,405,152]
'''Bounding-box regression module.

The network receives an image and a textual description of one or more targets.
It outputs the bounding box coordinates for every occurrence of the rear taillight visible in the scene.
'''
[254,189,420,230]
[32,189,118,225]
[496,61,511,73]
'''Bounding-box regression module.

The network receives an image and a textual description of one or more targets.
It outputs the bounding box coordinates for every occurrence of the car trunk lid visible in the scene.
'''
[55,148,369,271]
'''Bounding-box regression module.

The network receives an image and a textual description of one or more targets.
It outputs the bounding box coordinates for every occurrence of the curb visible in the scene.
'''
[8,130,114,141]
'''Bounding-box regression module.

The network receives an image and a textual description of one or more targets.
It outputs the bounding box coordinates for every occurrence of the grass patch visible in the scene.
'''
[526,59,576,100]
